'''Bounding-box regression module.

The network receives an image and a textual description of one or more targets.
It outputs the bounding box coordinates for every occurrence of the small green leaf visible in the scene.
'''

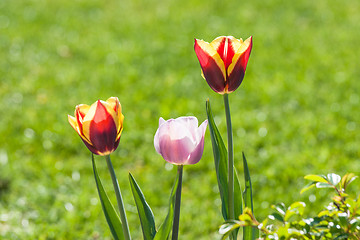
[327,173,341,186]
[129,173,156,240]
[338,212,348,227]
[304,174,328,183]
[219,221,241,240]
[92,155,124,240]
[273,203,286,216]
[284,202,306,221]
[300,182,316,194]
[316,182,333,188]
[269,212,284,222]
[341,173,357,190]
[288,202,306,215]
[154,169,180,240]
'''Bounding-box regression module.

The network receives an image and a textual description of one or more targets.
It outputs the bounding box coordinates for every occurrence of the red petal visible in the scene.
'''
[81,139,101,155]
[214,37,235,70]
[228,37,253,92]
[88,101,118,155]
[194,39,227,93]
[75,109,85,137]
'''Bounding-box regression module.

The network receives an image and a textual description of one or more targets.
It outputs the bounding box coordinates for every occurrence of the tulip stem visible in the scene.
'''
[223,94,235,222]
[105,155,131,240]
[172,165,183,240]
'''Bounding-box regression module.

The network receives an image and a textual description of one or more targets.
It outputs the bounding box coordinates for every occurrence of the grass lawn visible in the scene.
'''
[0,0,359,239]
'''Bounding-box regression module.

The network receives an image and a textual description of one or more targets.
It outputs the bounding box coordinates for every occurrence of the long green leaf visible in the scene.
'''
[206,100,243,221]
[234,169,243,220]
[206,99,230,220]
[154,169,180,240]
[129,173,157,240]
[92,155,124,240]
[242,153,258,240]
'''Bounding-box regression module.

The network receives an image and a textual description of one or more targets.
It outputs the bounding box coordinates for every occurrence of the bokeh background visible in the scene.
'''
[1,0,359,239]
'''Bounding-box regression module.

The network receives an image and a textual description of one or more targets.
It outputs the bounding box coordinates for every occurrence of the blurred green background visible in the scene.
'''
[0,0,359,239]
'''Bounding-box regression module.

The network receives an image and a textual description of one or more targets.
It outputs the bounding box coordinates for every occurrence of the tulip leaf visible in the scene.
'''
[92,155,124,240]
[154,169,180,240]
[206,99,230,220]
[206,99,243,223]
[129,173,156,240]
[234,169,243,220]
[242,153,259,240]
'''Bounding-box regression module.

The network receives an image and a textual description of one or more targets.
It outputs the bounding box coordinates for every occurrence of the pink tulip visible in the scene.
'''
[154,117,208,165]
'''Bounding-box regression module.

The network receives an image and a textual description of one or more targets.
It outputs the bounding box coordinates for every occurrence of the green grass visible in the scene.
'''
[1,0,359,239]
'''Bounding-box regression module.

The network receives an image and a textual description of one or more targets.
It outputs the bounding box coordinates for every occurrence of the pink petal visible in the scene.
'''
[154,118,163,154]
[187,120,208,165]
[174,116,198,141]
[159,134,194,165]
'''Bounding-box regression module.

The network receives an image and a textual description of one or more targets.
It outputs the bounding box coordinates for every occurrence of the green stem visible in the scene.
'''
[172,165,183,240]
[105,155,131,240]
[223,94,234,221]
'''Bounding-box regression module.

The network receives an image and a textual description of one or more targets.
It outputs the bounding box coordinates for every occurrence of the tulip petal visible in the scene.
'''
[187,120,208,165]
[106,97,123,131]
[82,101,118,155]
[173,116,199,141]
[108,98,124,142]
[210,36,237,70]
[106,97,120,112]
[225,37,243,55]
[227,36,253,92]
[81,139,102,155]
[69,114,92,145]
[194,39,227,93]
[68,115,79,133]
[102,100,120,131]
[159,135,194,165]
[155,119,197,164]
[154,117,168,154]
[159,117,166,127]
[75,104,91,118]
[197,119,208,142]
[154,129,161,155]
[75,104,91,137]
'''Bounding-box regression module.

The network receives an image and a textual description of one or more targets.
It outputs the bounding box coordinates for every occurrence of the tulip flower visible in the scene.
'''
[154,116,207,240]
[68,97,124,156]
[194,36,252,94]
[154,116,208,165]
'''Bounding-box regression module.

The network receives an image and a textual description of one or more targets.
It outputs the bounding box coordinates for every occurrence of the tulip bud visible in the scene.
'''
[154,117,208,165]
[68,97,124,156]
[194,36,253,94]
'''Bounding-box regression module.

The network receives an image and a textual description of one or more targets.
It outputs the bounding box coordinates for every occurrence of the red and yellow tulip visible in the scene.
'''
[194,36,253,94]
[68,97,124,156]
